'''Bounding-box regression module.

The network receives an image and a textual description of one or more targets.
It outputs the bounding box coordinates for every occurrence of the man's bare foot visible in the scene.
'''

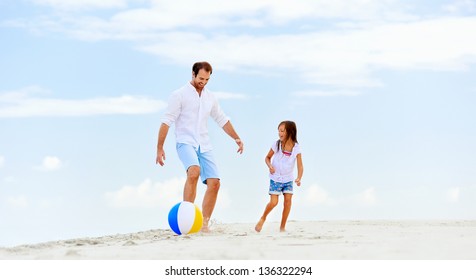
[255,218,265,232]
[201,217,210,233]
[280,228,286,232]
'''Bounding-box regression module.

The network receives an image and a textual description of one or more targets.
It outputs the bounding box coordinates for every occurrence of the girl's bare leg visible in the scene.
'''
[255,195,279,232]
[280,194,293,232]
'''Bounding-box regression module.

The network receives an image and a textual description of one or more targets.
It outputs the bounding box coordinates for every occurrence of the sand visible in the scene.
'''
[1,220,476,260]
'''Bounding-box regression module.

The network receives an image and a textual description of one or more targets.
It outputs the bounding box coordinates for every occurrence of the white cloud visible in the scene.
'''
[16,0,415,39]
[70,0,387,36]
[105,177,185,208]
[216,188,232,209]
[294,89,361,97]
[0,156,4,168]
[32,0,127,11]
[105,177,233,210]
[213,91,248,100]
[298,184,380,207]
[442,0,476,14]
[0,86,166,118]
[149,0,415,25]
[38,156,62,171]
[447,187,460,203]
[6,196,29,208]
[3,176,16,183]
[7,3,476,90]
[138,18,476,89]
[298,184,336,206]
[353,187,378,206]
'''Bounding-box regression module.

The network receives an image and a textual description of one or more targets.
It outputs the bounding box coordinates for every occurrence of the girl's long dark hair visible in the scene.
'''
[276,120,298,152]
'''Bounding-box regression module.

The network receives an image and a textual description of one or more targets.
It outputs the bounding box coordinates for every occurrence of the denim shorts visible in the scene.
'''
[269,179,293,195]
[176,143,220,184]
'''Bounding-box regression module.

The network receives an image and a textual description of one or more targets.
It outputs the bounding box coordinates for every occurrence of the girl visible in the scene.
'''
[255,120,303,232]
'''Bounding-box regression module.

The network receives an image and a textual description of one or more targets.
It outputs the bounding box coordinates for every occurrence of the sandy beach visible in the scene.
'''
[1,220,475,260]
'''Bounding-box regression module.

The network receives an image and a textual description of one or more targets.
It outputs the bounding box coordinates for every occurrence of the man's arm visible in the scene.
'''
[156,123,170,166]
[222,121,244,154]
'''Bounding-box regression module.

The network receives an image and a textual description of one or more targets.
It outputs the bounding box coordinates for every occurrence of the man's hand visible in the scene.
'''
[235,139,244,154]
[156,148,166,166]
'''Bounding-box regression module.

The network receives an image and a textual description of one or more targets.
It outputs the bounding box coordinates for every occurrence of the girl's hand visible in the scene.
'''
[269,165,275,174]
[295,178,301,186]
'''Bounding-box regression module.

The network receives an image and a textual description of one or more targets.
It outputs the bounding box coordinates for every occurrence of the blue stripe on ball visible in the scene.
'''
[168,202,182,235]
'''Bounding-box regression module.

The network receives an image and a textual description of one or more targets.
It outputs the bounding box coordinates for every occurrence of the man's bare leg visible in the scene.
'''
[183,166,200,202]
[201,178,220,232]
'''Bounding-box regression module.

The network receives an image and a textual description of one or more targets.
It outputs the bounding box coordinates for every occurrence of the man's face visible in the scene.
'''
[192,69,211,90]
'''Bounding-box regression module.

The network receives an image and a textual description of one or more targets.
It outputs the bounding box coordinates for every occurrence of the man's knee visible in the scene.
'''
[206,178,220,191]
[187,165,200,180]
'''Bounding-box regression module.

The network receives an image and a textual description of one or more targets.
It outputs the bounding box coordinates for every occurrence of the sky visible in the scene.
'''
[1,0,475,247]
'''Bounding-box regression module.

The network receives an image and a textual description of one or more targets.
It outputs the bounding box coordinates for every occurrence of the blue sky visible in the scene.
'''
[1,0,475,247]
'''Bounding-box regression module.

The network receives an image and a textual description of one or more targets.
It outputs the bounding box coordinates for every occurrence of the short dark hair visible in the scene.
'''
[192,61,213,76]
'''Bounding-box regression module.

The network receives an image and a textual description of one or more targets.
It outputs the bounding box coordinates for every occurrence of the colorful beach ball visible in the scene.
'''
[168,201,203,235]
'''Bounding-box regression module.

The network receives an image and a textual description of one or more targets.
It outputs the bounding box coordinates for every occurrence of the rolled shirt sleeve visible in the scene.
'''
[161,90,182,127]
[210,92,230,128]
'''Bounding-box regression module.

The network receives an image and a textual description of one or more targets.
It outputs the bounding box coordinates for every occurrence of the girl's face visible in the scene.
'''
[278,124,287,141]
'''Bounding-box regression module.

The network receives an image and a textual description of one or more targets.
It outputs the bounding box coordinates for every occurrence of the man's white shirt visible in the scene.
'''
[162,83,229,152]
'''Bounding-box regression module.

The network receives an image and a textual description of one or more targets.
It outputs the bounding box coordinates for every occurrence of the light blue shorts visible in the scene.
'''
[176,143,220,184]
[269,179,293,195]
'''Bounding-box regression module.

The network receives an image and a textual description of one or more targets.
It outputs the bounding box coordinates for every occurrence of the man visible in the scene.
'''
[156,61,244,232]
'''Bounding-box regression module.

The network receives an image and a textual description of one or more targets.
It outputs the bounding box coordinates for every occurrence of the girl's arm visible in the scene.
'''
[265,148,275,174]
[295,153,303,186]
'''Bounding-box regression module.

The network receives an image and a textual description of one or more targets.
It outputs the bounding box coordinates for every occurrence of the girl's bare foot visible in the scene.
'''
[255,218,265,232]
[280,228,286,232]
